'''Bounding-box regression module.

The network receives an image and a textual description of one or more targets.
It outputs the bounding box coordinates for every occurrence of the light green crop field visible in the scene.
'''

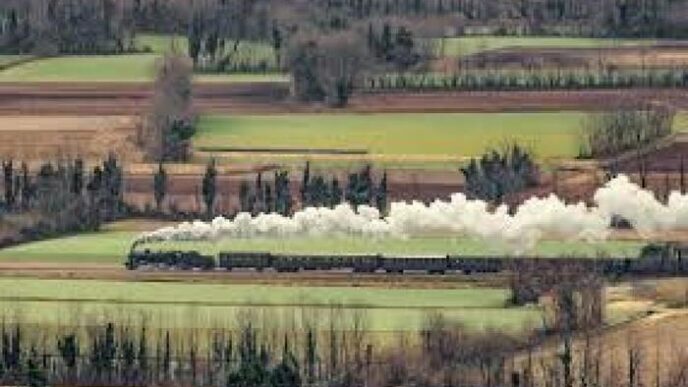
[0,230,644,264]
[0,54,287,83]
[0,34,286,83]
[196,112,588,159]
[674,111,688,132]
[0,278,538,331]
[136,34,277,63]
[0,54,160,82]
[136,34,188,54]
[437,36,656,57]
[0,54,32,67]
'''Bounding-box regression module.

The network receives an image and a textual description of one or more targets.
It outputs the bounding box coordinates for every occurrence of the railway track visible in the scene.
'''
[127,245,688,277]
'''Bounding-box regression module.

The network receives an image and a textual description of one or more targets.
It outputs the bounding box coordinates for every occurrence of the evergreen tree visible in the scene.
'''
[274,170,292,216]
[301,162,311,204]
[239,180,252,213]
[271,21,283,68]
[3,160,14,208]
[375,171,388,213]
[330,177,343,208]
[101,154,124,221]
[20,162,31,210]
[26,347,46,387]
[153,162,167,212]
[681,156,686,194]
[255,173,264,214]
[57,333,79,371]
[71,158,84,195]
[162,331,171,378]
[138,326,148,380]
[264,184,274,213]
[201,159,218,218]
[380,23,393,59]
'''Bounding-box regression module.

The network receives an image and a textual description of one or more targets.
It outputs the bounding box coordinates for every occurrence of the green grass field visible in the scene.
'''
[0,54,160,82]
[0,278,538,331]
[136,34,188,54]
[196,112,588,160]
[437,36,656,57]
[674,112,688,132]
[0,54,33,67]
[136,34,276,62]
[0,54,287,83]
[0,229,644,264]
[0,34,285,83]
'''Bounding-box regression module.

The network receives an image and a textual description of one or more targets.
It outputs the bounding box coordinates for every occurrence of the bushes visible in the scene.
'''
[365,68,688,92]
[461,144,539,204]
[579,103,675,158]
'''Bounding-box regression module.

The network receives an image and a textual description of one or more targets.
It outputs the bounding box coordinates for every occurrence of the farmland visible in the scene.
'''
[0,3,685,386]
[0,54,160,83]
[0,278,538,332]
[191,110,688,168]
[0,54,287,83]
[194,112,588,167]
[436,36,658,57]
[0,33,285,84]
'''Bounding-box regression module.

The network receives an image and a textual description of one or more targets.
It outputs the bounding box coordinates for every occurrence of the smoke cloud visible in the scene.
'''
[135,174,685,252]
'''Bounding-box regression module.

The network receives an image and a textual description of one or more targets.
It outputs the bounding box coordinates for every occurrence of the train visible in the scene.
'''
[125,242,688,276]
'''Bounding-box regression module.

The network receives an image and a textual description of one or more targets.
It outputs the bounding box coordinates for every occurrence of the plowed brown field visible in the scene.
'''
[0,115,142,161]
[451,44,688,70]
[0,83,686,115]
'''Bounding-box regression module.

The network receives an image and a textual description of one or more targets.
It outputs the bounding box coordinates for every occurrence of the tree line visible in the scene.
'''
[0,154,389,247]
[154,160,389,220]
[2,0,686,108]
[366,67,688,92]
[0,155,126,247]
[0,0,137,55]
[138,0,687,40]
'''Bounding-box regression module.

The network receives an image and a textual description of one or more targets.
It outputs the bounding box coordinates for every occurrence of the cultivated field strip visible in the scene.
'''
[0,84,686,115]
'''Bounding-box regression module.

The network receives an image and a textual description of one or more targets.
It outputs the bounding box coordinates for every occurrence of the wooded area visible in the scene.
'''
[2,0,687,56]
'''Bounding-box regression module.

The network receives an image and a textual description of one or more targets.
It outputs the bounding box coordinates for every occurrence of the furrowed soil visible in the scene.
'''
[0,83,686,115]
[0,115,143,161]
[443,44,688,70]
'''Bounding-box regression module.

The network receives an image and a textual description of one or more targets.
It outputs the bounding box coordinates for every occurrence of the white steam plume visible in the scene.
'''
[135,174,688,252]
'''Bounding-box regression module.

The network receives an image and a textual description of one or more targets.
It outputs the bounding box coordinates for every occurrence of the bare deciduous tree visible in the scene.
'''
[141,53,195,162]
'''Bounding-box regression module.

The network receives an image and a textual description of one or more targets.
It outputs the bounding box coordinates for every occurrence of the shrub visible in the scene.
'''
[461,144,539,204]
[578,103,675,158]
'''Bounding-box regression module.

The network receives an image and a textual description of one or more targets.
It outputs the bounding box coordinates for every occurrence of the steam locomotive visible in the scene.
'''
[126,242,688,276]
